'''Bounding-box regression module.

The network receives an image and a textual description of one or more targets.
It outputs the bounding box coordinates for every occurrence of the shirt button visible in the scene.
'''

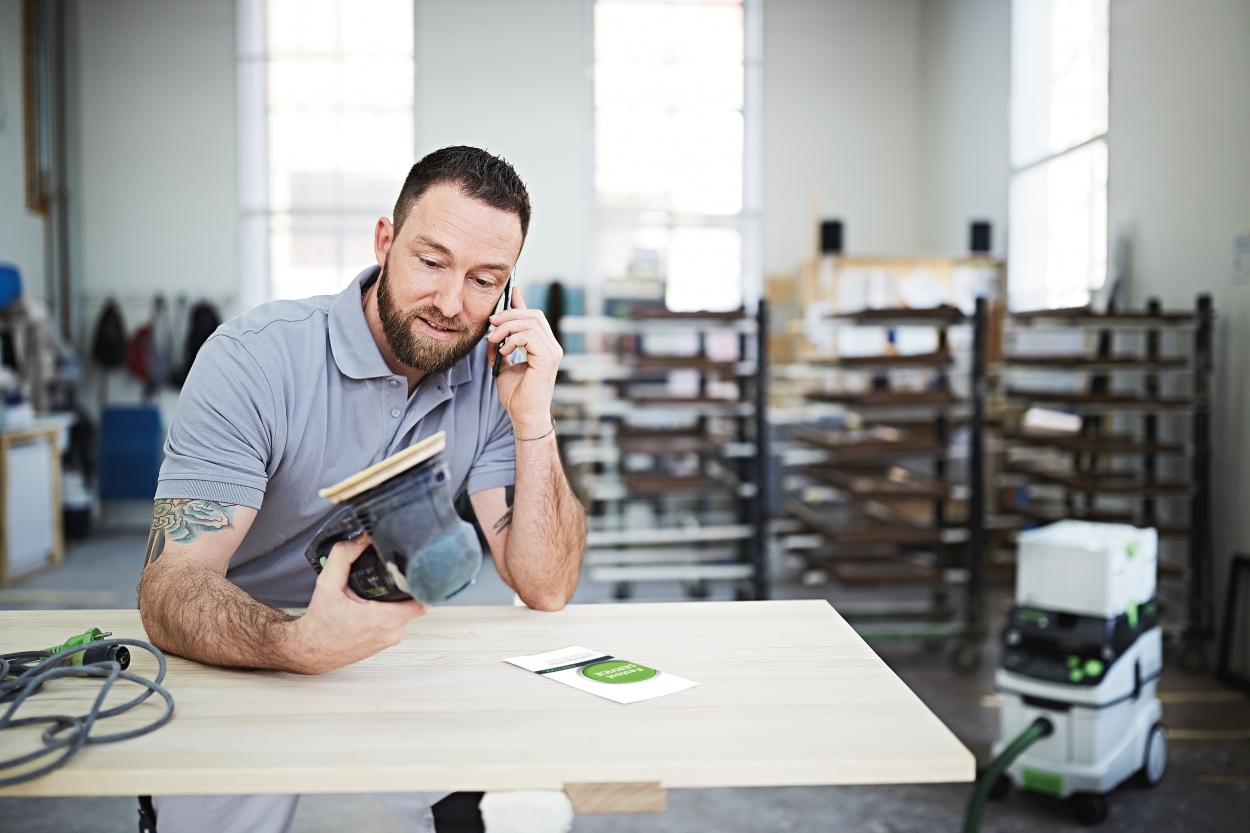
[390,408,401,418]
[389,379,399,387]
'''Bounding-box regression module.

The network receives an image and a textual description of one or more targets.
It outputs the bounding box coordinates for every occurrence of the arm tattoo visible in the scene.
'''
[492,485,515,535]
[145,499,237,566]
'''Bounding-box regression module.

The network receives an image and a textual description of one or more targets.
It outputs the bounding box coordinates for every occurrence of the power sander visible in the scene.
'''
[304,431,483,605]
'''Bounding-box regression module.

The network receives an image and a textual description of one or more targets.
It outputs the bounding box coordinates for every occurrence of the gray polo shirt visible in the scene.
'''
[156,266,516,607]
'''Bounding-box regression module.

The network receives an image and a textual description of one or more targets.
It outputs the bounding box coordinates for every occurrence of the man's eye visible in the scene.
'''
[423,259,439,269]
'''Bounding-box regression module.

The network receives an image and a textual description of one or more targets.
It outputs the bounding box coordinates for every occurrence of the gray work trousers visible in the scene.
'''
[151,791,451,833]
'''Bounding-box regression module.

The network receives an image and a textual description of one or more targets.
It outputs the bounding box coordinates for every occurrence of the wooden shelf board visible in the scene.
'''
[1005,389,1194,410]
[815,351,953,369]
[617,435,713,455]
[1004,432,1186,456]
[1012,308,1195,325]
[629,308,745,321]
[1006,461,1191,495]
[632,356,743,372]
[792,426,945,460]
[1003,355,1190,371]
[833,306,967,325]
[829,560,941,586]
[806,390,960,408]
[786,501,944,546]
[802,465,949,500]
[623,474,732,495]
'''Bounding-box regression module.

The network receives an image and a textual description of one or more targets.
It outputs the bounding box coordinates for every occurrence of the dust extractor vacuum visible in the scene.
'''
[963,520,1168,830]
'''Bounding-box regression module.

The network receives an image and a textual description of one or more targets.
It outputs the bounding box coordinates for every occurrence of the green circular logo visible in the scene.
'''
[581,660,658,684]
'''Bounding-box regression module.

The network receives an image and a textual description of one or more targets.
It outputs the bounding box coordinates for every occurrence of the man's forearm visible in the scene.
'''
[138,499,305,672]
[139,560,303,671]
[504,432,585,609]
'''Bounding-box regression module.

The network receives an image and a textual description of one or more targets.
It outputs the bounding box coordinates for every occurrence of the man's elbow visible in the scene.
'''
[521,588,573,612]
[521,572,579,611]
[138,571,177,652]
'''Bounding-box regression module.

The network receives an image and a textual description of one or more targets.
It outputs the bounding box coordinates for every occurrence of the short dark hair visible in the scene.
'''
[392,146,531,239]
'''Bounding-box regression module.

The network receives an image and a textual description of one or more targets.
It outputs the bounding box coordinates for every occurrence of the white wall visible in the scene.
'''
[917,0,1010,257]
[763,0,924,274]
[0,0,47,304]
[416,0,589,286]
[1109,0,1250,608]
[74,0,238,346]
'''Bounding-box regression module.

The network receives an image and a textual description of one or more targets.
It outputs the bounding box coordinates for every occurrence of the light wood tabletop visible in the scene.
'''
[0,601,973,797]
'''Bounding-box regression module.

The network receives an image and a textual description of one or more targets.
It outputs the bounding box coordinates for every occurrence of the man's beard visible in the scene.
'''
[376,262,490,376]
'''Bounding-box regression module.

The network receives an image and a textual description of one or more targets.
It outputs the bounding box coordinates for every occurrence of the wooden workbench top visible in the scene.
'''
[0,601,973,797]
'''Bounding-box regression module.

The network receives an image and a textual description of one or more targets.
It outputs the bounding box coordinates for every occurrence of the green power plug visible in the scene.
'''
[47,628,131,671]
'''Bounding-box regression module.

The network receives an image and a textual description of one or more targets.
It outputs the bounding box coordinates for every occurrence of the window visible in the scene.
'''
[238,0,414,304]
[1008,0,1109,311]
[593,0,760,313]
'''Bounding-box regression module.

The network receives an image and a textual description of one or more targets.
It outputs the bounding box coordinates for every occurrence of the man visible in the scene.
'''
[138,146,586,833]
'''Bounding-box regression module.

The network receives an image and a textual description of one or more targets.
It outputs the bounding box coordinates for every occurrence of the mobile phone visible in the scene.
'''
[491,271,515,378]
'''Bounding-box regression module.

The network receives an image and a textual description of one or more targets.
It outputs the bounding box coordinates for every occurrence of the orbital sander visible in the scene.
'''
[304,431,483,605]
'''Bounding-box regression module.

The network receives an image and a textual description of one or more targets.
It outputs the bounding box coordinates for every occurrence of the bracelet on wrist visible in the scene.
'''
[511,417,556,442]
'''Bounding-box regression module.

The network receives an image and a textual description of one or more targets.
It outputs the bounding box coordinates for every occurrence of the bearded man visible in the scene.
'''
[136,147,586,833]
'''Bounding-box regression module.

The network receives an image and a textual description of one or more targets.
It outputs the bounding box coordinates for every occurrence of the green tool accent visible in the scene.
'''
[1083,658,1104,677]
[1126,598,1139,628]
[319,556,328,568]
[47,628,107,667]
[1127,540,1140,558]
[1069,668,1085,682]
[1021,768,1064,797]
[1066,655,1080,668]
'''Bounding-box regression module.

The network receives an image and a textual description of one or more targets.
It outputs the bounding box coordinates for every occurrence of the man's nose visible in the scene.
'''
[429,273,465,320]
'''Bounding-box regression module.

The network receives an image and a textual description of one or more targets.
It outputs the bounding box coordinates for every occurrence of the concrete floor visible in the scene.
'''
[2,530,1248,832]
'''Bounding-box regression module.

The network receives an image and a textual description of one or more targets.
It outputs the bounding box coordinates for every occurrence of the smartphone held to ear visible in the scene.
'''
[491,272,516,378]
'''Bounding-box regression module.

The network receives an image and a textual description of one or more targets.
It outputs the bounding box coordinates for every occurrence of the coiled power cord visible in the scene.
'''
[0,636,175,787]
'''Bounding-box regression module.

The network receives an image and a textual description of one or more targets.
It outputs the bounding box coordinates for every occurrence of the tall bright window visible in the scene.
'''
[1008,0,1109,311]
[239,0,414,304]
[593,0,758,313]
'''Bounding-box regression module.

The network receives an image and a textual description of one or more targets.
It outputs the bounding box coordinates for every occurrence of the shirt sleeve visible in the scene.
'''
[464,380,516,495]
[155,334,278,509]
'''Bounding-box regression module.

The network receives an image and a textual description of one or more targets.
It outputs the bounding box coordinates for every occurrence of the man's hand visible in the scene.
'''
[486,288,561,437]
[283,534,428,674]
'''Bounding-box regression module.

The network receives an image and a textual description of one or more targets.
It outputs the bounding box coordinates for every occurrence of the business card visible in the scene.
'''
[505,645,698,704]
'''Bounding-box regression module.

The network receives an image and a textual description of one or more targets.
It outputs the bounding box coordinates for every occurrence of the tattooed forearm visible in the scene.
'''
[144,499,237,566]
[492,485,515,535]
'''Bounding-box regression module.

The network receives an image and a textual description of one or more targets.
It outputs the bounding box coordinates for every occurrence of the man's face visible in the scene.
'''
[374,182,523,375]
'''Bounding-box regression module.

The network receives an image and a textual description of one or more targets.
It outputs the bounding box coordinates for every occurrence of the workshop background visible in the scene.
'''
[1,0,1249,831]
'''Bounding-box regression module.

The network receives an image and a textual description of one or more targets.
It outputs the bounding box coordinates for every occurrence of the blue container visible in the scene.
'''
[99,406,163,501]
[0,264,22,309]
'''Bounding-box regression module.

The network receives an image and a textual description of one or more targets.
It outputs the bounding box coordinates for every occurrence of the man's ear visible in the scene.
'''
[374,217,395,267]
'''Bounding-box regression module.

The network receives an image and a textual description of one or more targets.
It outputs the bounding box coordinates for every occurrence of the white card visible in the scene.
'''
[505,645,698,704]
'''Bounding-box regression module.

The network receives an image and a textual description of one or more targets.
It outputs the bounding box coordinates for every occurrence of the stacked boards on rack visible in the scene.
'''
[555,305,767,601]
[996,297,1214,672]
[773,255,1002,673]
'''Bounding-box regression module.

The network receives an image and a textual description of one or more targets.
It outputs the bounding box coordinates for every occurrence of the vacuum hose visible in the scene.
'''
[962,716,1054,833]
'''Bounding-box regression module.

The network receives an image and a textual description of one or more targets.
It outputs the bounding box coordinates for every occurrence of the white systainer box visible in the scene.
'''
[1016,520,1158,618]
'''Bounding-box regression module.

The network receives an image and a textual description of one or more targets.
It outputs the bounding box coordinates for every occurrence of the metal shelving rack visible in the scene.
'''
[997,295,1214,671]
[555,304,769,601]
[780,299,989,673]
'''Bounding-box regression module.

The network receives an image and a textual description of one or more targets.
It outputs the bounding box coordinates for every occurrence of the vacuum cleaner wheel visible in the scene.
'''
[1070,793,1108,826]
[1142,722,1168,787]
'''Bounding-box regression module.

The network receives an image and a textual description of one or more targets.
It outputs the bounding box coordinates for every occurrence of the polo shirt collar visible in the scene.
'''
[329,266,394,380]
[329,265,477,388]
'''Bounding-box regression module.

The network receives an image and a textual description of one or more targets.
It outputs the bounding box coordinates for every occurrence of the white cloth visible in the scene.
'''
[151,791,451,833]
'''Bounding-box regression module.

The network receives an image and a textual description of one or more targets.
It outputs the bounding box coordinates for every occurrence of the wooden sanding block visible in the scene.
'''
[317,431,447,504]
